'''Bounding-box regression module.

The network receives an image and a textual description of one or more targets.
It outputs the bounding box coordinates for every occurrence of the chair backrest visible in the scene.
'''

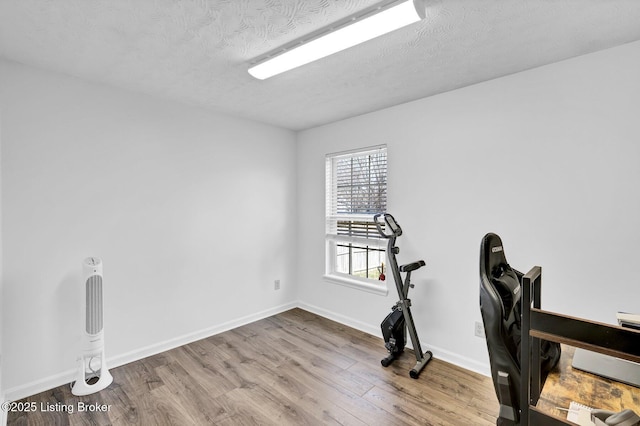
[479,233,523,425]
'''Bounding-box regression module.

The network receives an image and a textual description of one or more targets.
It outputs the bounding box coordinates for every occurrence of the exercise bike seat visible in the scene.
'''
[400,260,425,273]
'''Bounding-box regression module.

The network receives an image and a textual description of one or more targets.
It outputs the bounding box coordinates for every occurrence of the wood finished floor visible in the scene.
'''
[8,308,498,425]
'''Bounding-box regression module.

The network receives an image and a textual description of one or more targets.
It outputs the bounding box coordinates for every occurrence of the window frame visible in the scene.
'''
[324,145,388,296]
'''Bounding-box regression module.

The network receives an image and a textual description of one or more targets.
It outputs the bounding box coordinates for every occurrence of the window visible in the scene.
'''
[325,146,388,293]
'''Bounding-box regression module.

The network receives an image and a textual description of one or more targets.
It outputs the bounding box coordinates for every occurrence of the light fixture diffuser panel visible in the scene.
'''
[248,1,422,80]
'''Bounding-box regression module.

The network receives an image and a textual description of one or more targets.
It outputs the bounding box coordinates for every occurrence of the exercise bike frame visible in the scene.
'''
[375,213,433,379]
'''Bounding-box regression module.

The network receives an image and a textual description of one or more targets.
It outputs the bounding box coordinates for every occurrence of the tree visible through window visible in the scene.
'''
[326,146,387,282]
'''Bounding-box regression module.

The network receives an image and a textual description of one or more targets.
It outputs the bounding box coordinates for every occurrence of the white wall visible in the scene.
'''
[296,40,640,375]
[0,104,5,425]
[2,39,640,404]
[0,60,298,399]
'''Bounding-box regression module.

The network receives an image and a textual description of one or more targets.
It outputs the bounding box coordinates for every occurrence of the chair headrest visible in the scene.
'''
[481,233,508,275]
[480,233,521,320]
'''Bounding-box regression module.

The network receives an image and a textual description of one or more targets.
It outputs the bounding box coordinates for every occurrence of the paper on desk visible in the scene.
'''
[567,401,595,426]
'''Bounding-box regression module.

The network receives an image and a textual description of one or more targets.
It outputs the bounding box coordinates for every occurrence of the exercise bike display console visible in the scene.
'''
[375,213,433,379]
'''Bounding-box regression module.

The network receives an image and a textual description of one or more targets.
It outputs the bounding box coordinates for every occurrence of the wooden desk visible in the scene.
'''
[537,345,640,422]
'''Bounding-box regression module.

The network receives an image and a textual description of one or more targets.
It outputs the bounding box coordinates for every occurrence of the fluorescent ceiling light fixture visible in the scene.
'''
[248,0,426,80]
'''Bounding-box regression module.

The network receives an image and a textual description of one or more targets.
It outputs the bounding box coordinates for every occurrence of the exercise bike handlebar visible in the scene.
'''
[374,213,403,239]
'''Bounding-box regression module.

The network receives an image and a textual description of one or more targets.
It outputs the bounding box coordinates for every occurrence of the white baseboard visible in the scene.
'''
[298,301,491,377]
[107,301,298,370]
[4,301,298,402]
[5,300,489,403]
[4,368,76,405]
[297,301,381,337]
[426,344,491,377]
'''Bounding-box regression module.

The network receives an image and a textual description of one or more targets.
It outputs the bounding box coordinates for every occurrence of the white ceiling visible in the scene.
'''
[1,0,640,131]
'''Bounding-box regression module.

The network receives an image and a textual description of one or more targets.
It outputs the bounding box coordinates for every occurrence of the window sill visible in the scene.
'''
[323,274,389,296]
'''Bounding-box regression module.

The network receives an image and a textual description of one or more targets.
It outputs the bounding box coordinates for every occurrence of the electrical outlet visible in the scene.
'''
[474,321,485,338]
[274,279,281,290]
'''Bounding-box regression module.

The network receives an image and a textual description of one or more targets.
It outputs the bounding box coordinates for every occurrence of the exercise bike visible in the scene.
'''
[375,213,433,379]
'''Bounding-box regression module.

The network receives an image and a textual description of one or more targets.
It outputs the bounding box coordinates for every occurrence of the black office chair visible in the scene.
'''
[479,233,560,426]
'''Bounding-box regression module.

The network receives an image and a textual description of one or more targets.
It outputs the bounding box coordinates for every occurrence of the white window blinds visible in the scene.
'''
[326,146,387,245]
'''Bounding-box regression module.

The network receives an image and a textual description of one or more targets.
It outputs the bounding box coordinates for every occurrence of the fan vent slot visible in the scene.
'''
[86,275,103,334]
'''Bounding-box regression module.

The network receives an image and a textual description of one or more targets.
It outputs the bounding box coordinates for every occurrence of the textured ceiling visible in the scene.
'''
[1,0,640,131]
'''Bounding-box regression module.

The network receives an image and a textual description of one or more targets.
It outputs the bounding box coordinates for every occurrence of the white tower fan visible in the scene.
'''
[71,257,113,396]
